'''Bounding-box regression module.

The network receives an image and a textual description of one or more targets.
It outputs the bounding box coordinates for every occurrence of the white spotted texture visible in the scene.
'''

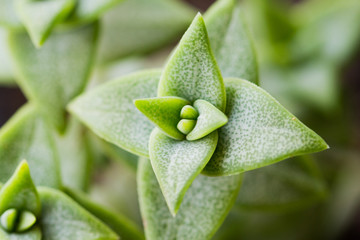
[73,0,121,23]
[204,78,328,175]
[138,158,242,240]
[9,23,98,131]
[0,104,61,188]
[205,0,258,84]
[158,13,226,112]
[149,129,218,215]
[68,70,161,157]
[0,225,41,239]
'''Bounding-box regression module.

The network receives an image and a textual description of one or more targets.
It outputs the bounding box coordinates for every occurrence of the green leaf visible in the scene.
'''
[0,104,61,188]
[180,105,199,119]
[0,226,41,240]
[0,161,40,217]
[186,99,228,141]
[134,97,190,140]
[0,0,22,29]
[38,187,118,240]
[64,187,145,240]
[15,0,75,47]
[158,13,226,112]
[148,129,218,215]
[69,70,161,157]
[9,23,98,132]
[205,0,259,84]
[204,78,328,175]
[0,28,15,85]
[97,0,195,62]
[16,211,36,232]
[138,158,242,240]
[236,156,327,211]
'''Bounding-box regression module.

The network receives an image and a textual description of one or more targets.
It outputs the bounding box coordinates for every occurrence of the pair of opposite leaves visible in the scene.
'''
[69,10,328,218]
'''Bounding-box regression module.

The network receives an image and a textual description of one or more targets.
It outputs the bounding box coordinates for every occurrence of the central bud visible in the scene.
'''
[0,208,37,233]
[177,105,199,135]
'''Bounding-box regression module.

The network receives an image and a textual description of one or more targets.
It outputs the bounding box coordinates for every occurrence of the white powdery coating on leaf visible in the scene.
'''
[158,14,226,111]
[138,158,242,240]
[69,70,161,157]
[149,129,218,214]
[204,78,328,175]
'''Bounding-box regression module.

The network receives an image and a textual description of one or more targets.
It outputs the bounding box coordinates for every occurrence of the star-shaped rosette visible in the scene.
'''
[68,13,327,217]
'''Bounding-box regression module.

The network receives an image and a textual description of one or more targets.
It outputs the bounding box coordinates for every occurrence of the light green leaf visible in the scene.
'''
[0,104,61,188]
[9,23,98,132]
[205,0,259,84]
[236,157,327,211]
[134,97,190,140]
[186,99,228,141]
[97,0,195,62]
[0,0,22,29]
[15,0,75,47]
[0,226,41,240]
[180,105,199,119]
[0,161,40,217]
[138,158,242,240]
[69,70,161,157]
[149,129,218,215]
[0,28,15,85]
[64,187,145,240]
[204,78,328,175]
[38,187,118,240]
[158,13,226,112]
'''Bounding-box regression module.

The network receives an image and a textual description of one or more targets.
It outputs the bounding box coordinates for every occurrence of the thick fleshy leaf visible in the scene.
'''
[0,161,40,216]
[205,0,259,84]
[204,78,328,175]
[158,13,226,112]
[186,99,228,141]
[0,226,41,240]
[15,0,75,47]
[9,23,98,132]
[149,129,218,215]
[38,187,118,240]
[134,97,190,140]
[0,28,15,85]
[64,187,144,240]
[0,0,22,29]
[0,104,61,188]
[138,158,242,240]
[69,70,161,157]
[236,156,327,211]
[97,0,195,62]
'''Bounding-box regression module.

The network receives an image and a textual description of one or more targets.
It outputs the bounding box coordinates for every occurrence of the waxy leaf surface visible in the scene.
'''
[149,129,218,215]
[9,23,98,131]
[138,158,242,240]
[134,97,190,140]
[0,226,41,240]
[0,105,61,188]
[205,0,259,84]
[158,13,226,112]
[69,70,161,157]
[15,0,75,47]
[0,0,21,29]
[0,28,15,85]
[204,78,328,175]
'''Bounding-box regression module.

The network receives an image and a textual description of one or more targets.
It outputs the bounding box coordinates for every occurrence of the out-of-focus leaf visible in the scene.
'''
[0,0,22,29]
[64,187,144,240]
[138,158,242,240]
[0,104,61,188]
[205,0,259,84]
[69,70,161,157]
[236,157,327,211]
[0,226,41,240]
[9,23,98,132]
[158,13,226,112]
[38,187,118,240]
[148,129,218,215]
[0,28,15,85]
[97,0,195,62]
[204,78,328,176]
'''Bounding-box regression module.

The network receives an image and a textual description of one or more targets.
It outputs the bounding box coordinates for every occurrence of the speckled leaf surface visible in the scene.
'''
[38,187,118,240]
[158,13,226,112]
[138,158,242,240]
[0,161,40,216]
[69,70,161,157]
[134,97,190,140]
[0,226,41,240]
[0,105,61,188]
[205,0,258,84]
[0,0,22,29]
[15,0,75,47]
[236,157,327,211]
[204,78,328,175]
[149,129,218,215]
[9,23,98,131]
[97,0,194,62]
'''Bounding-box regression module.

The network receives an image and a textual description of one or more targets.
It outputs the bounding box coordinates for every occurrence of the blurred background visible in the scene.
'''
[0,0,359,239]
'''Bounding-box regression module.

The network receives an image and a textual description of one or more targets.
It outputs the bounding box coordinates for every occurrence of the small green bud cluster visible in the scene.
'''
[177,105,199,135]
[0,208,36,233]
